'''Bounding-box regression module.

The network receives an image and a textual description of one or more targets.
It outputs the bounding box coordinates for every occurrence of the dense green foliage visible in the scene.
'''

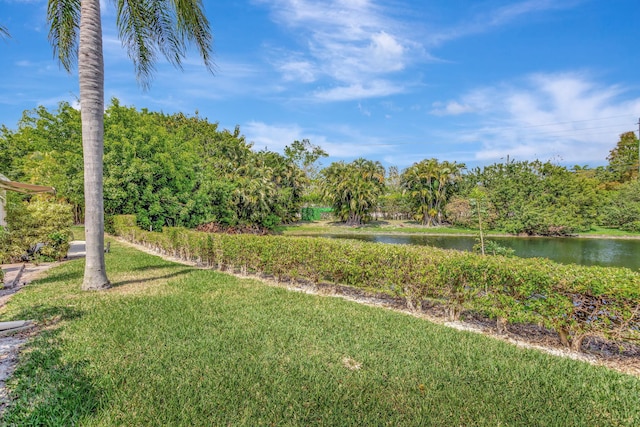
[0,103,84,222]
[3,239,639,425]
[607,131,639,183]
[2,101,640,235]
[0,100,310,230]
[448,160,601,235]
[114,216,640,350]
[284,138,329,206]
[321,158,385,225]
[300,206,333,221]
[599,179,640,232]
[0,194,73,262]
[401,158,465,226]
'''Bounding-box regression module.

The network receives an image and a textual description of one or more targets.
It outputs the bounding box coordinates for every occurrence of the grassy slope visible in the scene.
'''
[277,221,479,236]
[2,241,639,426]
[278,221,640,239]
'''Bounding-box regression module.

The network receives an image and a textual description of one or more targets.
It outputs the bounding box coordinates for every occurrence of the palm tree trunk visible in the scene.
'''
[79,0,110,290]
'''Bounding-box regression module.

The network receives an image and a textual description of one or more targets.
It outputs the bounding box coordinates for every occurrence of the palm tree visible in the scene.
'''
[322,159,385,226]
[401,159,465,226]
[0,25,10,39]
[47,0,213,290]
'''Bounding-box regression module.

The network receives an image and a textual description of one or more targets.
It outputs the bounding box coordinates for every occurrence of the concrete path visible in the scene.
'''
[1,240,86,289]
[66,240,86,260]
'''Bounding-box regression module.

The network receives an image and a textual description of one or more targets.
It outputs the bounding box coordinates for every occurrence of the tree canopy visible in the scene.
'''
[401,159,465,226]
[322,158,385,226]
[2,101,640,237]
[607,131,639,183]
[0,100,309,231]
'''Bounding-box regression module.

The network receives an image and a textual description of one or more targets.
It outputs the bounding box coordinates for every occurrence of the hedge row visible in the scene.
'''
[113,215,640,351]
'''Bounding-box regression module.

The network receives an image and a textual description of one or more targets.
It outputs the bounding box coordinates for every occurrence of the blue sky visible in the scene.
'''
[1,0,640,169]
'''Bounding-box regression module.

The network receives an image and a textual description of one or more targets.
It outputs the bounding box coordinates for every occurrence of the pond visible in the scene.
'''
[302,233,640,271]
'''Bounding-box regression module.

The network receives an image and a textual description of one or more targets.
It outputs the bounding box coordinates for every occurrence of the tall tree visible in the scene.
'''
[607,131,639,183]
[401,159,465,226]
[283,139,328,206]
[322,158,385,226]
[380,166,411,220]
[47,0,213,290]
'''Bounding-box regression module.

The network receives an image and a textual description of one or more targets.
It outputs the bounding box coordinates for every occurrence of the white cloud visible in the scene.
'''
[431,101,476,116]
[243,121,304,152]
[432,72,640,165]
[427,0,584,46]
[256,0,419,101]
[242,120,394,158]
[255,0,583,103]
[430,89,494,116]
[314,80,404,101]
[367,31,405,72]
[357,102,371,116]
[277,59,317,83]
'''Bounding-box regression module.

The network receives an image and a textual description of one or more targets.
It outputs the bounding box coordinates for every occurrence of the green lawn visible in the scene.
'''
[2,241,639,426]
[71,225,86,241]
[278,220,484,236]
[576,226,640,238]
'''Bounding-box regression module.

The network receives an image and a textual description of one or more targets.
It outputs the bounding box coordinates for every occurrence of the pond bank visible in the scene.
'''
[282,230,640,270]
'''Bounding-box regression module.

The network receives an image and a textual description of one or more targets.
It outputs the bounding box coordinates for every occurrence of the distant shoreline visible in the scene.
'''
[279,222,640,240]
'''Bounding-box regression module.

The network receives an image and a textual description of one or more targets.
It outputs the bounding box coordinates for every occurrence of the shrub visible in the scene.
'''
[112,216,640,351]
[472,239,515,257]
[5,196,73,262]
[0,225,10,264]
[622,220,640,233]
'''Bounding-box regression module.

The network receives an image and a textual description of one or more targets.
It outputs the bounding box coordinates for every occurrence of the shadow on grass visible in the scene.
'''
[31,269,84,286]
[9,304,85,324]
[110,268,194,288]
[2,328,102,425]
[115,262,183,272]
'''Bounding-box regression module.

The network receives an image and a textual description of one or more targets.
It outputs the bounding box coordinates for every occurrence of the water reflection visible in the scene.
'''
[309,234,640,271]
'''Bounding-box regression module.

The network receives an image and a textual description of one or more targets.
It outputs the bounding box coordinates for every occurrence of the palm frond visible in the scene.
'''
[0,25,10,39]
[116,0,214,89]
[172,0,214,71]
[47,0,81,72]
[116,0,157,88]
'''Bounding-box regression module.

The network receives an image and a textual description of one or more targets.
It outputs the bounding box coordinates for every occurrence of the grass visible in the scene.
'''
[279,220,640,239]
[278,220,486,236]
[70,225,86,241]
[2,241,640,426]
[576,226,640,238]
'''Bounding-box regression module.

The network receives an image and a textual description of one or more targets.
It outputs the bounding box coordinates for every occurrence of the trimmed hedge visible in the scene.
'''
[113,215,640,351]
